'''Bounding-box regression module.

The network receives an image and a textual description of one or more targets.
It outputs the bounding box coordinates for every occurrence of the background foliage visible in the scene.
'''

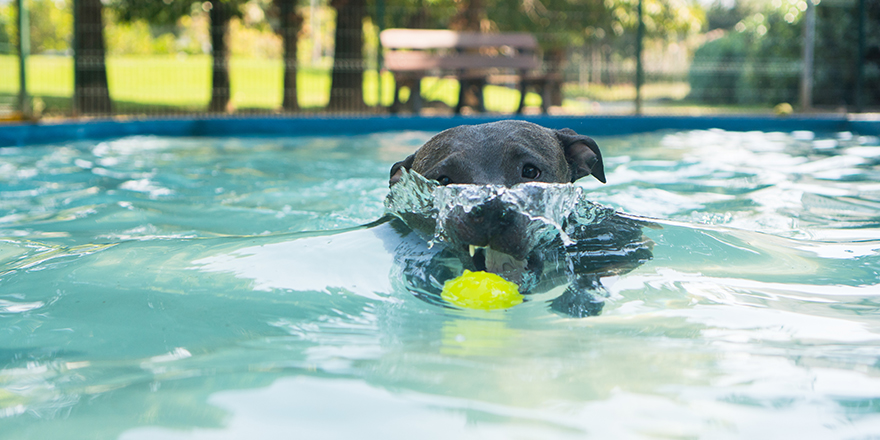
[0,0,876,115]
[689,0,879,107]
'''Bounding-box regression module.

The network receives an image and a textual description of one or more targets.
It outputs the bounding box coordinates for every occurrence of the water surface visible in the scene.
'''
[2,128,880,438]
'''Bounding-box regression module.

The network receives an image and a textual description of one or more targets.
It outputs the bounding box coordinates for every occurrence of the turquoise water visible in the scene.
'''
[2,128,880,438]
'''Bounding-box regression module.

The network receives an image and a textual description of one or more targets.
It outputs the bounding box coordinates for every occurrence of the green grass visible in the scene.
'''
[9,55,753,116]
[563,81,691,102]
[0,54,537,114]
[0,55,330,111]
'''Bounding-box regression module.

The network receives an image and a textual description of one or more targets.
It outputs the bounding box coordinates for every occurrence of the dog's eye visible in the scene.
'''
[437,176,452,185]
[521,165,540,180]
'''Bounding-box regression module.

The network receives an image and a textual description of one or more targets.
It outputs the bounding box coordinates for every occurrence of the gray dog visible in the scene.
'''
[386,120,652,317]
[390,120,608,271]
[391,120,605,187]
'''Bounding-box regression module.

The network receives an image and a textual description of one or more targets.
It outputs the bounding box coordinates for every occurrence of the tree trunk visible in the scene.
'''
[208,0,231,112]
[449,0,485,110]
[451,0,483,31]
[328,0,368,111]
[276,0,303,111]
[73,0,112,115]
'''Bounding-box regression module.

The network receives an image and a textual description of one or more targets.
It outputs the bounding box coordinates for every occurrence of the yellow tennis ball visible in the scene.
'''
[774,102,793,115]
[441,270,523,310]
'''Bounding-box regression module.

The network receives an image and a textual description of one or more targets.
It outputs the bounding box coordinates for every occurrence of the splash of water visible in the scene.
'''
[385,168,615,252]
[384,168,440,226]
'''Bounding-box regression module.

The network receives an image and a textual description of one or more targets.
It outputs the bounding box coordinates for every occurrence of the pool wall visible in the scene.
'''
[1,114,878,147]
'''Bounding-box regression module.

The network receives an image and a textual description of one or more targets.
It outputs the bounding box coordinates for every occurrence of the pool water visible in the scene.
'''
[2,127,880,438]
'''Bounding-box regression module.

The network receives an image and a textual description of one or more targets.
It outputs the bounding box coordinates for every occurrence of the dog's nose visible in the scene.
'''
[498,207,516,226]
[468,205,485,224]
[467,200,517,228]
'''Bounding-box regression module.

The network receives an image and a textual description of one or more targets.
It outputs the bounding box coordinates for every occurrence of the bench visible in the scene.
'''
[379,29,556,114]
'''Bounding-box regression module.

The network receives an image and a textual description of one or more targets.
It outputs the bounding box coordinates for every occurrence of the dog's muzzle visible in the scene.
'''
[386,169,614,284]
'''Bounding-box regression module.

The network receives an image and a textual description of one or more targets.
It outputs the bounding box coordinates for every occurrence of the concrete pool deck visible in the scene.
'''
[1,114,879,147]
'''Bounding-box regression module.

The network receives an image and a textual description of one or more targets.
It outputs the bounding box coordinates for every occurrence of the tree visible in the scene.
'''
[74,0,113,114]
[688,0,879,109]
[110,0,245,112]
[0,2,12,55]
[327,0,369,110]
[688,30,747,103]
[491,0,610,104]
[483,0,703,104]
[5,0,73,55]
[382,0,458,30]
[704,0,748,31]
[207,0,233,111]
[450,0,484,31]
[813,0,880,108]
[269,0,303,111]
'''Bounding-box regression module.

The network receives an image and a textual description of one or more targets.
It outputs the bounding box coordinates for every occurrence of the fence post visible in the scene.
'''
[16,0,30,119]
[856,0,866,112]
[800,0,815,111]
[72,0,78,115]
[376,0,384,108]
[635,0,644,116]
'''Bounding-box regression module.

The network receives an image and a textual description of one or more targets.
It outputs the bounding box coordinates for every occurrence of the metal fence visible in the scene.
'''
[1,0,877,120]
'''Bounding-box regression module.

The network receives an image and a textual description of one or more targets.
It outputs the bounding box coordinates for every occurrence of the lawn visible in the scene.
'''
[0,54,542,114]
[0,55,335,111]
[3,55,722,116]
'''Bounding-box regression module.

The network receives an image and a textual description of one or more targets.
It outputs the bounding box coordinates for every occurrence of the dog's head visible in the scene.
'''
[390,120,604,187]
[387,121,606,285]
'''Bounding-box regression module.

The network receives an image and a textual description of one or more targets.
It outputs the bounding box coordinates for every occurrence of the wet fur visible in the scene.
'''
[388,120,652,317]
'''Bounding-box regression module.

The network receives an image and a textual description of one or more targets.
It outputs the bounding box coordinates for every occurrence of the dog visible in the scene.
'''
[390,120,605,187]
[385,120,652,317]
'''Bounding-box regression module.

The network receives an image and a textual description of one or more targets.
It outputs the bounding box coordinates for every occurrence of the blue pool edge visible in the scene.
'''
[1,114,878,147]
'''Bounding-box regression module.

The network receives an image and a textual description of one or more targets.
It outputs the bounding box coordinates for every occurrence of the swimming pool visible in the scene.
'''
[2,118,880,438]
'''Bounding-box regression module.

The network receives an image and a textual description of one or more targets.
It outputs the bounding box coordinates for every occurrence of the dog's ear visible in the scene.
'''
[389,154,416,186]
[555,129,606,183]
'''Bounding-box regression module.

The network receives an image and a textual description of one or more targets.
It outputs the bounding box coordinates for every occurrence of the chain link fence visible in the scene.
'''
[0,0,877,120]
